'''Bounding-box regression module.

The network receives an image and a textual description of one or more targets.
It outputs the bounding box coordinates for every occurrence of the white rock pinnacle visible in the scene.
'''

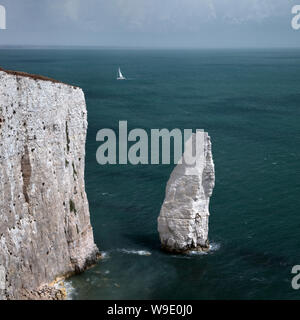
[158,132,215,253]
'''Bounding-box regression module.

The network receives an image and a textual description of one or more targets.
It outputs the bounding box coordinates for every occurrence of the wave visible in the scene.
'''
[188,242,221,256]
[117,249,152,256]
[64,280,76,300]
[100,251,110,260]
[209,242,221,252]
[188,250,208,256]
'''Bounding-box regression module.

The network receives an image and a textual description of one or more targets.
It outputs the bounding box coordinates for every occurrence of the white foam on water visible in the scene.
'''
[52,279,76,300]
[101,251,110,260]
[117,249,152,256]
[209,242,221,252]
[188,242,221,256]
[188,250,208,256]
[64,280,76,300]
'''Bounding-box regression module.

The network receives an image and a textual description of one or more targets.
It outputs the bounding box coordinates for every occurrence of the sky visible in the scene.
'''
[0,0,299,48]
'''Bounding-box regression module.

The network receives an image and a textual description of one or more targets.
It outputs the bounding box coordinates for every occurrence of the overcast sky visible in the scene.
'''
[0,0,299,47]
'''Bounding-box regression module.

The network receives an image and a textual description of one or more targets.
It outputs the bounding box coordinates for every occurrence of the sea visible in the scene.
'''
[1,48,300,299]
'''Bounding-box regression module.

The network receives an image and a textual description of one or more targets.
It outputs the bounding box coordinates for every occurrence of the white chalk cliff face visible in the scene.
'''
[0,68,99,300]
[158,132,215,253]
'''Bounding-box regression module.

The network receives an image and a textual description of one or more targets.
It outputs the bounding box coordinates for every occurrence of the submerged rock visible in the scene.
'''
[0,68,99,300]
[158,132,215,253]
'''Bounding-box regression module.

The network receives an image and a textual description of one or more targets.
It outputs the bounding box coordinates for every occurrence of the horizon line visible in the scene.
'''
[1,45,300,50]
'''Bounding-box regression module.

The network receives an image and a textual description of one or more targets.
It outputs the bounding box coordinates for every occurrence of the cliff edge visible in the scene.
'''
[0,68,99,300]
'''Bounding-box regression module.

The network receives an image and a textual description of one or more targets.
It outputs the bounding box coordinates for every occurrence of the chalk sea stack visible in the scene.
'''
[158,132,215,253]
[0,68,99,300]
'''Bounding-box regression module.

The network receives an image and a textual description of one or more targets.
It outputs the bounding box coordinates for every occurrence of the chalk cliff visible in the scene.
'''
[158,132,215,253]
[0,68,99,300]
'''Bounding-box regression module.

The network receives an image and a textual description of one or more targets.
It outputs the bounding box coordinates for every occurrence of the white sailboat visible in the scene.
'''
[117,67,126,80]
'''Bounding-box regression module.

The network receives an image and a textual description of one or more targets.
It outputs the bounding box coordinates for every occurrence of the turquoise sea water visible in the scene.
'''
[1,48,300,299]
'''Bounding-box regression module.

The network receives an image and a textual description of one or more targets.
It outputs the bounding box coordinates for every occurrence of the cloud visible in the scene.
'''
[212,0,290,24]
[51,0,291,31]
[0,0,296,47]
[62,0,81,20]
[208,0,217,19]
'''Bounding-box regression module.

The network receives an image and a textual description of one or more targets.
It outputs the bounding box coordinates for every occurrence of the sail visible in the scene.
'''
[117,67,126,80]
[119,68,124,78]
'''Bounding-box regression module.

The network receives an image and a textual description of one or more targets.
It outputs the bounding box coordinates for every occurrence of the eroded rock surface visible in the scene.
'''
[0,68,99,300]
[158,132,215,253]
